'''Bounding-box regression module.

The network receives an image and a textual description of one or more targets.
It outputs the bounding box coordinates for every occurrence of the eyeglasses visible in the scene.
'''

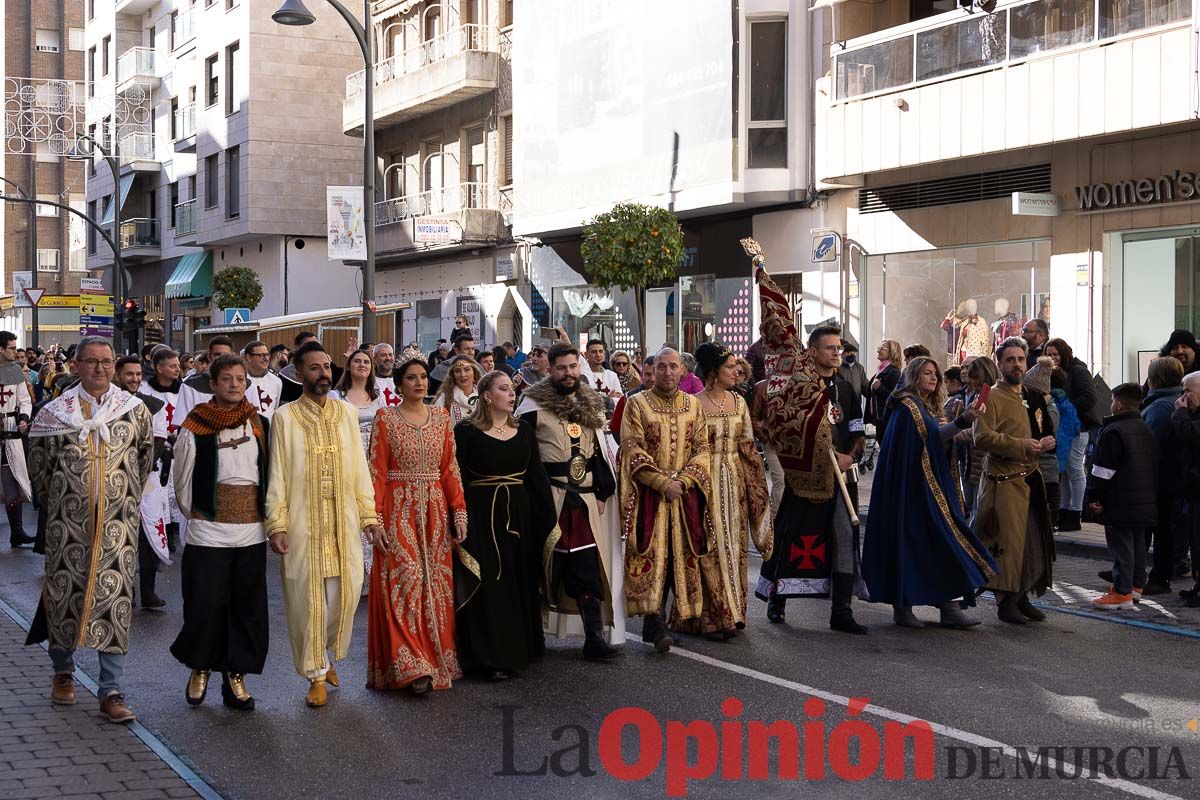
[612,361,629,368]
[246,351,269,358]
[79,358,115,369]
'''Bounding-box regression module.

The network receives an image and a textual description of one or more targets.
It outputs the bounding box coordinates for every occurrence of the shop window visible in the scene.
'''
[864,241,1051,368]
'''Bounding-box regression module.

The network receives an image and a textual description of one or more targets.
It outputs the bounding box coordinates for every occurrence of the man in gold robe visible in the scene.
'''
[620,348,712,654]
[266,341,383,707]
[973,336,1056,624]
[26,336,154,723]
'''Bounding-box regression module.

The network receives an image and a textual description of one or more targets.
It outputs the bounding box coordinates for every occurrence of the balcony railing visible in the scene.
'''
[347,24,499,98]
[120,218,160,248]
[834,0,1191,101]
[116,47,158,85]
[174,103,195,140]
[376,181,509,226]
[117,132,155,164]
[175,199,197,236]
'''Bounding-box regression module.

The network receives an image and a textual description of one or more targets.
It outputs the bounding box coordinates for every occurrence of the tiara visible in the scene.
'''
[396,345,425,368]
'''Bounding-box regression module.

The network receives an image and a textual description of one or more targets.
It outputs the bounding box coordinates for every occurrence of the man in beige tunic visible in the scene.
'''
[266,341,382,707]
[620,348,712,654]
[27,336,154,723]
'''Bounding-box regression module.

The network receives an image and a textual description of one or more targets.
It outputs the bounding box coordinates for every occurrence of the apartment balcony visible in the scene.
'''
[117,132,159,172]
[173,103,196,152]
[114,0,156,14]
[174,199,197,242]
[344,24,503,135]
[115,47,159,94]
[816,0,1195,185]
[119,218,160,261]
[171,9,195,52]
[375,181,510,254]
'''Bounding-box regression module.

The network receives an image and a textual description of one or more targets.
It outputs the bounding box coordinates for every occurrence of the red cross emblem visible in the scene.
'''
[155,519,167,548]
[0,385,13,405]
[383,388,401,407]
[256,386,274,412]
[789,535,826,571]
[165,402,177,433]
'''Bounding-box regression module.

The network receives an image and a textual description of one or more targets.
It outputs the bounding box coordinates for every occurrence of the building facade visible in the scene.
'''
[1,0,89,347]
[813,0,1199,384]
[84,0,366,350]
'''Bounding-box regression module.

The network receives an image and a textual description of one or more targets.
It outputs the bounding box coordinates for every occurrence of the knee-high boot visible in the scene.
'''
[829,573,867,634]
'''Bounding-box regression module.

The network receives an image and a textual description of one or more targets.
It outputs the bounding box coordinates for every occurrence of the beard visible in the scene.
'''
[376,366,393,378]
[551,375,577,395]
[1003,369,1023,386]
[304,377,332,396]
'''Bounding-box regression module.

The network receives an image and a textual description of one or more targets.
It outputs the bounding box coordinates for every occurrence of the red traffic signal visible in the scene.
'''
[123,298,137,311]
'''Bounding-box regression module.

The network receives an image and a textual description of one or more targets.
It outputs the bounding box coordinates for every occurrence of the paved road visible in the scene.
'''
[2,524,1198,800]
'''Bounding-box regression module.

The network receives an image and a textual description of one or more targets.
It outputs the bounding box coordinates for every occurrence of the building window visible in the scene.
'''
[225,42,240,114]
[205,54,219,107]
[424,6,442,41]
[226,146,240,218]
[386,152,405,198]
[36,194,58,217]
[147,188,158,221]
[170,182,179,227]
[170,12,178,50]
[88,0,94,20]
[87,200,98,253]
[422,138,443,193]
[35,29,61,53]
[170,97,179,139]
[226,0,238,9]
[35,141,59,163]
[188,174,197,201]
[464,125,485,207]
[86,123,96,174]
[37,249,60,273]
[69,195,87,271]
[88,47,96,95]
[205,153,219,207]
[501,0,513,28]
[748,20,787,169]
[69,28,85,51]
[102,35,110,76]
[501,114,513,187]
[910,0,957,21]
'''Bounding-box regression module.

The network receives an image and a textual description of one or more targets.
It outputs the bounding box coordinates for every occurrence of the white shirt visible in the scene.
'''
[174,378,209,427]
[172,423,266,548]
[588,367,622,396]
[139,380,181,438]
[246,371,283,420]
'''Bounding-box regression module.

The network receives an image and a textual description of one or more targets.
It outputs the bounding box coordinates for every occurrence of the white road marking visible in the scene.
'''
[648,642,1188,800]
[1055,581,1179,619]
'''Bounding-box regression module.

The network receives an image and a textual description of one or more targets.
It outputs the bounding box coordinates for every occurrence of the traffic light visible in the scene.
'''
[131,302,146,331]
[113,302,126,333]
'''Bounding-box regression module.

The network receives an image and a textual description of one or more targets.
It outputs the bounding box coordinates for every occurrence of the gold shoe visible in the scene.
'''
[221,673,255,711]
[186,670,210,706]
[305,679,327,708]
[324,665,340,687]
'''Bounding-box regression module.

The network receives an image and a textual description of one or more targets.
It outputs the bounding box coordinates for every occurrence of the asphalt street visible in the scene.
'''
[2,520,1199,800]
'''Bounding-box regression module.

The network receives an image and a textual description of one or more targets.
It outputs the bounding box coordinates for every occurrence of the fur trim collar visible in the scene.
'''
[520,378,606,428]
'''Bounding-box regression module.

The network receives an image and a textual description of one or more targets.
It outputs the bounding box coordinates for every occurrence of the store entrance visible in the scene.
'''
[1120,227,1200,382]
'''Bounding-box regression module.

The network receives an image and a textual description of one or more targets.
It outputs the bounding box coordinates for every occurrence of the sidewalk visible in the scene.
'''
[0,606,205,800]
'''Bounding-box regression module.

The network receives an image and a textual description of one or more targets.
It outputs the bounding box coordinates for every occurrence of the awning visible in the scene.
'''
[165,251,213,299]
[100,173,136,226]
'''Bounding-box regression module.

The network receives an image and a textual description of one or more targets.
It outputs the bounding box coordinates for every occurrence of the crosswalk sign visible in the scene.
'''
[224,307,252,325]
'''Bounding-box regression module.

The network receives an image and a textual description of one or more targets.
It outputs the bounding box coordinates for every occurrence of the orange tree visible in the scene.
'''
[580,202,684,350]
[212,266,264,312]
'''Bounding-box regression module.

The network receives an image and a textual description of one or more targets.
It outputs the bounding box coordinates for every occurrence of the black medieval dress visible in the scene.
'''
[453,420,555,675]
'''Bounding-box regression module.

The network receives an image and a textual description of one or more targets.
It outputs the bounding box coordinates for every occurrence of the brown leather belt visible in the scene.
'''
[192,484,262,524]
[983,466,1037,484]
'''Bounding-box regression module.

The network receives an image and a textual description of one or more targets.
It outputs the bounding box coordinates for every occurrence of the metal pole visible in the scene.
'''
[28,157,38,349]
[363,0,377,342]
[106,153,124,353]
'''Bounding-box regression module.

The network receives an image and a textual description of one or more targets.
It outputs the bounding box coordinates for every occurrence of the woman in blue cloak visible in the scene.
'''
[862,356,999,629]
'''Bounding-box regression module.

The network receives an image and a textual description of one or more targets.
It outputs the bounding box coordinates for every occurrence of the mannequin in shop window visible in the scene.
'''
[992,298,1022,350]
[946,299,992,365]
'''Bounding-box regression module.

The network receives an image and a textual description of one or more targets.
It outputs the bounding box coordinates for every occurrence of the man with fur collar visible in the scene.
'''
[515,343,624,660]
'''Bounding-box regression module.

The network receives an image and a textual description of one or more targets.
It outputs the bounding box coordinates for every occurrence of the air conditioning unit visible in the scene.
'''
[35,44,59,53]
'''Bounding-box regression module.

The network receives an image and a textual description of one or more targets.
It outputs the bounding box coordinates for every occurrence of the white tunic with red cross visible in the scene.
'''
[245,371,282,420]
[138,380,181,439]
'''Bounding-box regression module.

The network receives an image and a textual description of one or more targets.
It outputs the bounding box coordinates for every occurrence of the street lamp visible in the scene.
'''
[0,176,40,348]
[273,0,377,340]
[69,134,127,354]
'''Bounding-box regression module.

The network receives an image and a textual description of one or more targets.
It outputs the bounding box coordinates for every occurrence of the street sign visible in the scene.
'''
[23,288,45,306]
[811,231,840,263]
[80,277,105,293]
[224,308,252,325]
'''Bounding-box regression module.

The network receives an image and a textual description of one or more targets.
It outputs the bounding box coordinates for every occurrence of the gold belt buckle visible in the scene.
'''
[568,454,588,484]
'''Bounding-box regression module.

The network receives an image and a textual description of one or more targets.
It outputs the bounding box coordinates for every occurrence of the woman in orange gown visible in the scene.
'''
[366,348,468,694]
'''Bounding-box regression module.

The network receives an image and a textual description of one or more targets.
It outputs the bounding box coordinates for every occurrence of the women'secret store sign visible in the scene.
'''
[1076,170,1200,212]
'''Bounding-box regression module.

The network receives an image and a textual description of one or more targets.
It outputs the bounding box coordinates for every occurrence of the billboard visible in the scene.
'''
[326,186,366,260]
[513,0,734,234]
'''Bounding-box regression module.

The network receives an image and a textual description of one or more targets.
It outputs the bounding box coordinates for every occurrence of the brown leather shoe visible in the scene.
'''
[51,672,76,706]
[324,665,340,687]
[186,669,210,706]
[305,679,327,708]
[99,692,136,723]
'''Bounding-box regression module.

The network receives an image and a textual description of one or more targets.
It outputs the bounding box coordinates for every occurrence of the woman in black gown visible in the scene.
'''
[454,370,555,680]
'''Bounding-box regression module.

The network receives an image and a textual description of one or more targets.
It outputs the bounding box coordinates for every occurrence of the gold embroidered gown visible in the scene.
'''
[672,393,771,635]
[367,406,466,690]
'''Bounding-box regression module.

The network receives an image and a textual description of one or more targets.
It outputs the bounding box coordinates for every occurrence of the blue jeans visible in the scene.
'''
[50,647,125,698]
[1060,430,1089,512]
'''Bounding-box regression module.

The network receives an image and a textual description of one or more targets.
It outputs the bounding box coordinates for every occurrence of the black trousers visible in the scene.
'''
[169,542,269,675]
[1148,492,1179,585]
[554,547,604,600]
[137,525,159,596]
